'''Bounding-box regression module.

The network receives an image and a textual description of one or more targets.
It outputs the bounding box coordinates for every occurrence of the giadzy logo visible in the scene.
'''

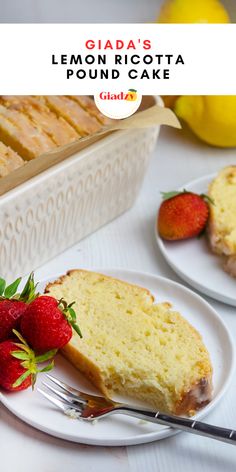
[95,89,142,119]
[99,89,138,101]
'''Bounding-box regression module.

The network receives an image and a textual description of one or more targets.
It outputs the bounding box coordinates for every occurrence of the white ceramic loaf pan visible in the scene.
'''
[0,97,162,279]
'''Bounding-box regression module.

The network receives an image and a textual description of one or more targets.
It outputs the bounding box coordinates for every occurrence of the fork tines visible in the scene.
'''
[37,374,87,418]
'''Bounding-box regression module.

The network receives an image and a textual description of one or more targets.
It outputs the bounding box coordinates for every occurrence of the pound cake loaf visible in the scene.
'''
[0,96,79,146]
[67,96,111,125]
[0,142,24,177]
[45,269,213,415]
[208,166,236,276]
[0,95,109,179]
[42,96,102,136]
[0,103,57,160]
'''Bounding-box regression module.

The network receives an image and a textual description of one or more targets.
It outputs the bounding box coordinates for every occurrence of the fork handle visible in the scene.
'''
[116,407,236,445]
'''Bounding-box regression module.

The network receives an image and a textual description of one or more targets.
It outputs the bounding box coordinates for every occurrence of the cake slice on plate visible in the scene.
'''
[45,269,213,415]
[208,166,236,276]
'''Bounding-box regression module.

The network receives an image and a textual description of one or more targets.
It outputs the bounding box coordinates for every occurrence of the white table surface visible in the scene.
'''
[1,123,236,471]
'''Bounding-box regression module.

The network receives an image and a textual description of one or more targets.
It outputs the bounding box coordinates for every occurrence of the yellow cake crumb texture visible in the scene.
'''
[45,269,213,415]
[208,166,236,256]
[0,141,24,177]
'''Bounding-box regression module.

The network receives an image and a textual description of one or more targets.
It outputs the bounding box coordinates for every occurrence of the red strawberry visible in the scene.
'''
[158,190,212,241]
[0,300,26,342]
[0,273,38,342]
[0,340,32,391]
[20,296,82,351]
[0,332,56,392]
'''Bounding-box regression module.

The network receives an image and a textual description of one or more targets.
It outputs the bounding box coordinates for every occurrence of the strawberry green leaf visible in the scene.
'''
[13,342,31,354]
[58,298,67,310]
[0,278,6,296]
[68,301,76,308]
[70,321,83,338]
[13,329,30,347]
[161,191,183,201]
[31,373,37,389]
[35,349,57,363]
[39,360,55,373]
[200,193,215,206]
[4,278,22,299]
[21,360,37,372]
[58,298,82,338]
[12,369,31,388]
[19,273,32,298]
[68,306,76,321]
[11,351,29,361]
[19,272,39,303]
[10,330,56,390]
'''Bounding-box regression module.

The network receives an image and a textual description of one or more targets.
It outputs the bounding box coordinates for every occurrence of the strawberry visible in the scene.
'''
[0,273,38,342]
[158,190,212,241]
[0,331,56,392]
[20,296,82,351]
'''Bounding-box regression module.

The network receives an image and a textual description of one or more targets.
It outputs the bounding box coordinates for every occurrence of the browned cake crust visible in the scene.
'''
[174,377,212,415]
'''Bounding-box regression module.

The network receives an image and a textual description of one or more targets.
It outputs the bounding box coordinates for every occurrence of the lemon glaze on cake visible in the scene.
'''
[45,269,212,415]
[208,166,236,276]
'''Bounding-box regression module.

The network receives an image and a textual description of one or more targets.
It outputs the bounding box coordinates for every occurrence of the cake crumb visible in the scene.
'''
[65,408,81,420]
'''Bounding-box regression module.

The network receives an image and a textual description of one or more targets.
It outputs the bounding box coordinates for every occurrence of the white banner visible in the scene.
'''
[0,24,235,94]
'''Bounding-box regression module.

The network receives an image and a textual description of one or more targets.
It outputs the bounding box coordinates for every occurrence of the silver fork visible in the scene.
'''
[38,374,236,445]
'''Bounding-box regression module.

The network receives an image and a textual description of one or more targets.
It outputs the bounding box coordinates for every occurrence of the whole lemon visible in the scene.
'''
[175,96,236,148]
[158,0,229,23]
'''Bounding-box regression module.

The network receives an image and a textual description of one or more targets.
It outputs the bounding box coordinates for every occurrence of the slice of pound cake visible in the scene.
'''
[0,141,24,177]
[208,166,236,276]
[45,269,212,415]
[0,96,79,146]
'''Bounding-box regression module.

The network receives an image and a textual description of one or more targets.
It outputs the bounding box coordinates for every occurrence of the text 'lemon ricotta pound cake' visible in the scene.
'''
[45,270,213,415]
[208,166,236,276]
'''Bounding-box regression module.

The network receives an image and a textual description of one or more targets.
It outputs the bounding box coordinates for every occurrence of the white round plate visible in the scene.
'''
[156,173,236,307]
[0,268,234,446]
